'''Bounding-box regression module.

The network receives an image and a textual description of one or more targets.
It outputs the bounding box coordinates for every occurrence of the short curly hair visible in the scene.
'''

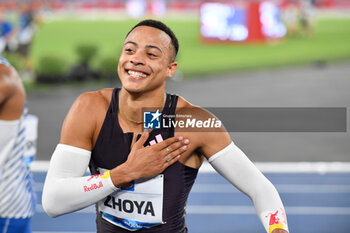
[126,19,179,61]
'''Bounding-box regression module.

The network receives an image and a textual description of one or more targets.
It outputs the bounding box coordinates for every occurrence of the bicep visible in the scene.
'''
[60,93,96,151]
[186,106,232,158]
[199,131,232,159]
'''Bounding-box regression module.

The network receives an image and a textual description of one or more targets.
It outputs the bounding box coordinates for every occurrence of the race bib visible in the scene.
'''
[98,169,164,231]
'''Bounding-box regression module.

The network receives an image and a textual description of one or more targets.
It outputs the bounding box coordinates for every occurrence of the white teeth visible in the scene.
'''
[128,70,147,78]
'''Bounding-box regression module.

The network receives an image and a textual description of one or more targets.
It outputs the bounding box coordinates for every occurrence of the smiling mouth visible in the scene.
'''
[126,69,148,80]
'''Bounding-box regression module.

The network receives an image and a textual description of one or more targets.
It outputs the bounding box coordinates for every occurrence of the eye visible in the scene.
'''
[124,48,133,53]
[147,53,157,57]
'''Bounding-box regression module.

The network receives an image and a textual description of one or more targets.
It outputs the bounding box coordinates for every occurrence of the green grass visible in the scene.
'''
[30,18,350,78]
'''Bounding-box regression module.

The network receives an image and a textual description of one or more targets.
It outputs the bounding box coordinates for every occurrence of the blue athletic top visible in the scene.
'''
[89,88,198,233]
[0,57,36,219]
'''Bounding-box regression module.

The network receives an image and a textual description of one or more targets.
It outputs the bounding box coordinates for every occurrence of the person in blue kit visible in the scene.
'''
[0,57,36,233]
[0,17,13,54]
[17,3,37,57]
[42,20,289,233]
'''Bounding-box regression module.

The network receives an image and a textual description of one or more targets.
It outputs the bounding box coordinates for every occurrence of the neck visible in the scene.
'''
[119,87,166,124]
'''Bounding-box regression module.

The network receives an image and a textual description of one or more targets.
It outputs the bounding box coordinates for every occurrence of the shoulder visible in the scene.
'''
[0,64,14,94]
[73,88,114,113]
[176,96,218,121]
[60,88,114,149]
[0,63,20,93]
[176,96,192,108]
[175,96,232,158]
[0,63,13,78]
[76,88,114,106]
[66,88,114,128]
[0,63,25,115]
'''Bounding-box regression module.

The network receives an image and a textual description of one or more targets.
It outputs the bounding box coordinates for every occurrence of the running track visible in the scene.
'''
[30,162,350,233]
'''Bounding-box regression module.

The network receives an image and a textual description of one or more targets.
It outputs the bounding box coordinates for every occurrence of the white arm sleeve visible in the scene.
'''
[208,142,289,233]
[42,144,118,218]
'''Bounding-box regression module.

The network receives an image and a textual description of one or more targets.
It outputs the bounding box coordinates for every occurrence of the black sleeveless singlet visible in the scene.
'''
[89,88,198,233]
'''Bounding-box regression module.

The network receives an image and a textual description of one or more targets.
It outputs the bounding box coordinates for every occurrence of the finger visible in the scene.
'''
[164,154,181,167]
[161,140,187,156]
[162,145,187,163]
[153,135,183,150]
[165,154,173,163]
[134,131,149,149]
[143,128,153,134]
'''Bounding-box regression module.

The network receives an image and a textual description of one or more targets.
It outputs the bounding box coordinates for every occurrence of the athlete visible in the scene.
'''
[42,20,289,233]
[0,57,36,232]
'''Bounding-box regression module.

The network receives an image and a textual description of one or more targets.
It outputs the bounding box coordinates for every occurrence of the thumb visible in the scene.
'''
[134,131,149,149]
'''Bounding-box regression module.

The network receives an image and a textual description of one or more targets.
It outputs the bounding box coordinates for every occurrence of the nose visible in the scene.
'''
[130,51,145,66]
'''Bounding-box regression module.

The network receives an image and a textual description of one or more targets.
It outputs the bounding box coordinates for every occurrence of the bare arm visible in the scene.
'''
[0,60,25,120]
[42,92,112,217]
[59,91,98,150]
[0,64,16,106]
[43,91,189,217]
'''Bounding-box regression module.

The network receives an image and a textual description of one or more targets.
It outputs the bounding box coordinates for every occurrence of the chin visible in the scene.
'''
[122,84,145,94]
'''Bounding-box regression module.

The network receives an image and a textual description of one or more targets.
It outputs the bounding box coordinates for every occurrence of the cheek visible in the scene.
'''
[154,67,168,78]
[117,56,124,66]
[117,57,126,72]
[117,63,122,76]
[153,61,169,75]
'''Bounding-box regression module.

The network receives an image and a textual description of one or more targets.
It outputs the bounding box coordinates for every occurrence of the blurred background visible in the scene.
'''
[0,0,348,161]
[0,0,349,84]
[1,0,350,232]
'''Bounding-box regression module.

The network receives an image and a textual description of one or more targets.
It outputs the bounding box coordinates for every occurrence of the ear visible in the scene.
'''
[166,62,178,79]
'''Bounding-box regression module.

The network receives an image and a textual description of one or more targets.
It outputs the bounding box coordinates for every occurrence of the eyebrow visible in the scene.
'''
[124,41,163,54]
[124,41,137,47]
[146,45,163,54]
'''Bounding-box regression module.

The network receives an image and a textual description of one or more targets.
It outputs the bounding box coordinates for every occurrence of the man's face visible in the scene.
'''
[118,26,177,94]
